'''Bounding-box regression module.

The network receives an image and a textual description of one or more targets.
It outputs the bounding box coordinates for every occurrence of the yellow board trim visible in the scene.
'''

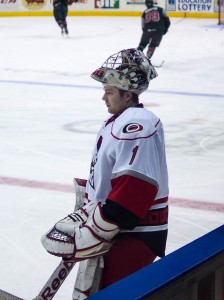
[0,11,218,18]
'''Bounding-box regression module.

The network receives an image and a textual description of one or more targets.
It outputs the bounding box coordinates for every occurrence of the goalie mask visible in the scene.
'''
[91,48,157,96]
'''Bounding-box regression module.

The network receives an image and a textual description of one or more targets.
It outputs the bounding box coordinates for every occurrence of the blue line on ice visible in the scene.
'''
[1,79,224,99]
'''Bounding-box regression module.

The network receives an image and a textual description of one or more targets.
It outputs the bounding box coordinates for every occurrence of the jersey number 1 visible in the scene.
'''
[129,146,139,165]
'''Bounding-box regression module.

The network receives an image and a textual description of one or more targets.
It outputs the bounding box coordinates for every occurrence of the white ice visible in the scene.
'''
[0,16,223,299]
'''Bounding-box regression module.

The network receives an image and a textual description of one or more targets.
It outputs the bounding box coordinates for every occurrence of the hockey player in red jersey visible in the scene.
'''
[41,48,169,299]
[137,0,171,59]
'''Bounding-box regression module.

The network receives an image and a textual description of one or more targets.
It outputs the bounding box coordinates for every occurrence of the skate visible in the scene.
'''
[64,26,69,35]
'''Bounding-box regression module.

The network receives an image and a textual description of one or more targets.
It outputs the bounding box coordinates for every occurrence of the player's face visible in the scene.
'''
[102,86,130,115]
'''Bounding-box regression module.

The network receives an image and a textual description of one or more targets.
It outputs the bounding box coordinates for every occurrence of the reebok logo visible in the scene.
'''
[40,262,74,300]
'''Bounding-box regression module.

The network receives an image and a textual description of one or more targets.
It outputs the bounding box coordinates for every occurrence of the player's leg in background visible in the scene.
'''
[53,4,68,35]
[137,31,151,53]
[147,32,163,59]
[53,4,64,34]
[61,5,69,35]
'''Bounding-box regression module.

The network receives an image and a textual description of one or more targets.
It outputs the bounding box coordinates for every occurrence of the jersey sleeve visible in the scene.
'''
[108,173,158,219]
[141,11,146,29]
[161,8,171,31]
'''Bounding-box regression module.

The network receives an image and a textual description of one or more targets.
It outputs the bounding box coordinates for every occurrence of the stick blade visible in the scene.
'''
[0,290,24,300]
[153,60,165,68]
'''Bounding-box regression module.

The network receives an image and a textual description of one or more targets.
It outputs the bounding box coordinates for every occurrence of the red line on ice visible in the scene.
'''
[0,176,223,213]
[0,176,74,193]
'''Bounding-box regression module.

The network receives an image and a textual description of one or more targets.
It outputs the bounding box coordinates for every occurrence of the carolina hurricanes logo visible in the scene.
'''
[122,123,143,134]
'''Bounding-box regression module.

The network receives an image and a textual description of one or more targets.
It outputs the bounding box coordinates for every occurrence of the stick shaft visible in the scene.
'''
[36,260,75,300]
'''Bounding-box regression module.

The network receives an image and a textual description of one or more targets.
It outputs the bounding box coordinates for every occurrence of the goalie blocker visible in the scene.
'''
[41,203,120,261]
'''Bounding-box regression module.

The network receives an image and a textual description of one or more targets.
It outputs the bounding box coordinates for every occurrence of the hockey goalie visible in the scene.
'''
[41,48,169,299]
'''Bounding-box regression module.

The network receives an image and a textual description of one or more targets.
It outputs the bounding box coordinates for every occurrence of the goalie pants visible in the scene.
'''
[101,235,156,288]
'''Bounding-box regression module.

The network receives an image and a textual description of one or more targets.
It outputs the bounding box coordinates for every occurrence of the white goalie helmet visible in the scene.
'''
[91,48,158,95]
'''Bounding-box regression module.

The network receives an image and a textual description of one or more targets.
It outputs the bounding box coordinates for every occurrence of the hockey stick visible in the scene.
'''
[153,60,165,68]
[0,260,75,300]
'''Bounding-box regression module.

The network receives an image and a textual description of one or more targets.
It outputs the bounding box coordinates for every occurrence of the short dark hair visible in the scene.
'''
[118,89,139,104]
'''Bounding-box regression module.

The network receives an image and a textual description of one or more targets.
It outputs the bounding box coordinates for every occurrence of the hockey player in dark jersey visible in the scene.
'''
[53,0,78,35]
[41,49,169,299]
[137,0,171,59]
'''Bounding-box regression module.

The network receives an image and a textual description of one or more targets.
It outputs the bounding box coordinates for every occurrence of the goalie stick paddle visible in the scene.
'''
[0,260,75,300]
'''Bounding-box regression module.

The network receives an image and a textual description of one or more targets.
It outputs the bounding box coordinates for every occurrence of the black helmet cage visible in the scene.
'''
[103,49,149,73]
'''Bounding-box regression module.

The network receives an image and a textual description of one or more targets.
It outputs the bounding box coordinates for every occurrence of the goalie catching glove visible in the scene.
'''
[55,200,97,236]
[41,203,120,261]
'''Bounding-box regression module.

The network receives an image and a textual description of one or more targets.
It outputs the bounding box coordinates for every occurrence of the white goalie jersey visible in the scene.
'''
[85,104,169,239]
